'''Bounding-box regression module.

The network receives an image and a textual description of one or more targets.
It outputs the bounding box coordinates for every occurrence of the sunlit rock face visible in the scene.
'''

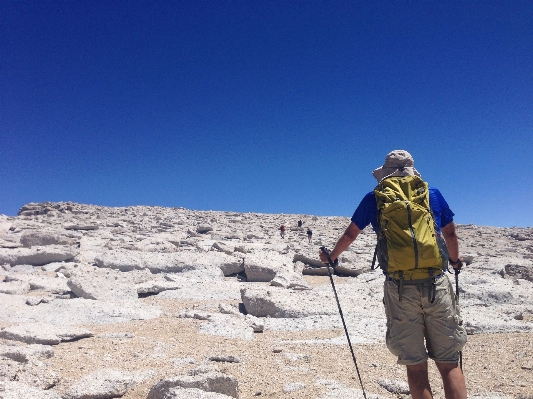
[0,202,531,398]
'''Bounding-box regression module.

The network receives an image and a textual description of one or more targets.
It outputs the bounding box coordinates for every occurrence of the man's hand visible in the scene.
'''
[442,222,462,270]
[449,256,463,271]
[319,247,338,267]
[318,222,361,266]
[319,250,332,265]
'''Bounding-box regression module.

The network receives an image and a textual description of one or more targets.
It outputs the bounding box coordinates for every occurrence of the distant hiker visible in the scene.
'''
[319,150,467,399]
[280,224,286,238]
[307,228,312,243]
[298,220,303,227]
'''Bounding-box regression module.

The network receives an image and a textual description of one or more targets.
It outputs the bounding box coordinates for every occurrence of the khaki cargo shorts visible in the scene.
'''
[383,274,467,365]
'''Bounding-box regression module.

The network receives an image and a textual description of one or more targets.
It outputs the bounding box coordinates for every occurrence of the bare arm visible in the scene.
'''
[441,222,461,268]
[319,222,362,264]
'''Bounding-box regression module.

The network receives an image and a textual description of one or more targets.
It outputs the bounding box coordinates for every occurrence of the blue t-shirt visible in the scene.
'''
[351,187,454,233]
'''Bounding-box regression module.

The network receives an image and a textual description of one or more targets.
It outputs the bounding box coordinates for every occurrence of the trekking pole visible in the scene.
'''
[453,259,464,370]
[320,246,367,399]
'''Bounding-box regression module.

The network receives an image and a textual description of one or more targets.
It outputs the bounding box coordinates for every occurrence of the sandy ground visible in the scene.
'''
[2,276,533,399]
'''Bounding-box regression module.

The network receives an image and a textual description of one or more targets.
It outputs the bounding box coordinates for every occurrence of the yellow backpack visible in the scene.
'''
[372,175,448,281]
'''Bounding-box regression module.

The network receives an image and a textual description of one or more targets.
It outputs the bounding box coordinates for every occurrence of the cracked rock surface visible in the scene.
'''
[0,202,532,398]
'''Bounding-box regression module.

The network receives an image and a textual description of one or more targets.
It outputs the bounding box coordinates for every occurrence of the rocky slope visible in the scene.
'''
[0,202,532,399]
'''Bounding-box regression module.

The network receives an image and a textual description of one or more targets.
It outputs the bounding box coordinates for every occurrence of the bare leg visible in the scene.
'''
[406,362,433,399]
[435,362,467,399]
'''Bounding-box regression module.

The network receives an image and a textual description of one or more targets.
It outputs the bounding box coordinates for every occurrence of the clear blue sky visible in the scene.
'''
[1,1,532,227]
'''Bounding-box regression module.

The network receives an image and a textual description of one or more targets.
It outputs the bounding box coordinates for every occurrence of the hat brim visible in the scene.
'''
[372,166,420,183]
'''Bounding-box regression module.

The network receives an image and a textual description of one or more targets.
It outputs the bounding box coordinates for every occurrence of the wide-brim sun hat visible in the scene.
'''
[372,150,421,183]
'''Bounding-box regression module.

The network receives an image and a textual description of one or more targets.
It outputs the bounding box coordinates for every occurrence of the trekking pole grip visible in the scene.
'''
[455,259,463,274]
[320,246,339,268]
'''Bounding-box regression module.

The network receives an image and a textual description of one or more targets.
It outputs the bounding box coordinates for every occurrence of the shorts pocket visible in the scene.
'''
[453,314,467,352]
[385,322,403,357]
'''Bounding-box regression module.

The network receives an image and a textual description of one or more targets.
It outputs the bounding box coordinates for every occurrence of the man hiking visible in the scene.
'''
[319,150,467,399]
[307,228,312,243]
[279,224,286,239]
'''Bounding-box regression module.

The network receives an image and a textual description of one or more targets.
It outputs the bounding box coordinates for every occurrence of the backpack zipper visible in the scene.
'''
[406,201,419,268]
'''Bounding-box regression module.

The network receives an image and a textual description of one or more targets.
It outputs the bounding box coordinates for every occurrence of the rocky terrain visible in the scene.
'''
[0,201,532,399]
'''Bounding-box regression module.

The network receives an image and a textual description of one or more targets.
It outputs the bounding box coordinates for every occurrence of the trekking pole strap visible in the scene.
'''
[428,270,433,303]
[398,271,404,302]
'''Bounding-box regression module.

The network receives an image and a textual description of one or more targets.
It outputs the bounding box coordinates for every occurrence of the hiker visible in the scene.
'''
[307,228,312,243]
[319,150,467,399]
[298,220,303,227]
[279,224,286,238]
